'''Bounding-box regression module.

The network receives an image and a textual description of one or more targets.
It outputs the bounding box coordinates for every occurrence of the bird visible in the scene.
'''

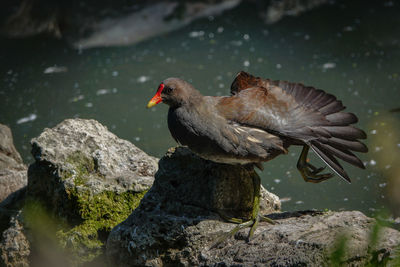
[146,71,368,241]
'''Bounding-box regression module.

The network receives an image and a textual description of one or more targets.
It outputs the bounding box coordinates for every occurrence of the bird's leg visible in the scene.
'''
[297,145,334,183]
[211,174,275,249]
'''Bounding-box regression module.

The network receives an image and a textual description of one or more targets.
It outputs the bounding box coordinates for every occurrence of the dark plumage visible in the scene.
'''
[147,71,368,183]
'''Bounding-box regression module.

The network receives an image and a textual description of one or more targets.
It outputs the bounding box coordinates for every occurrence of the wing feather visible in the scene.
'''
[224,71,367,180]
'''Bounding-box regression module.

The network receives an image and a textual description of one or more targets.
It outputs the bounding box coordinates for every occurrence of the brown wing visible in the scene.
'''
[222,71,368,182]
[230,71,264,95]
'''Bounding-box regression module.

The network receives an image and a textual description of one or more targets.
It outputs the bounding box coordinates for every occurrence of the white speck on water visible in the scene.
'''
[217,26,224,33]
[137,76,150,83]
[370,159,377,166]
[43,66,68,74]
[218,83,224,88]
[379,183,387,188]
[243,34,250,40]
[343,198,348,201]
[374,146,382,152]
[112,71,119,77]
[397,143,400,148]
[322,62,336,70]
[276,63,282,69]
[134,137,140,142]
[280,197,291,203]
[274,179,281,184]
[304,34,310,40]
[208,32,214,38]
[85,102,93,108]
[343,26,354,32]
[295,200,304,205]
[189,31,205,38]
[96,89,110,95]
[70,95,85,102]
[112,88,118,93]
[370,129,377,134]
[385,165,391,169]
[243,60,250,67]
[16,114,37,124]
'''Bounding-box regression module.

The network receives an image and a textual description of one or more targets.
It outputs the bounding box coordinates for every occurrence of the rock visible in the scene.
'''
[0,211,30,267]
[0,118,157,265]
[0,123,28,267]
[106,146,281,266]
[106,147,400,266]
[73,0,240,49]
[260,0,329,24]
[0,124,27,203]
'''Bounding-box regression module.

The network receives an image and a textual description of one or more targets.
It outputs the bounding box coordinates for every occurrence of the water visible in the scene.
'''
[1,1,399,216]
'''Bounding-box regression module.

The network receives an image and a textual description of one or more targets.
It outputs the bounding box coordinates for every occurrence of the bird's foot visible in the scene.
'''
[297,162,333,183]
[297,145,334,183]
[210,213,275,249]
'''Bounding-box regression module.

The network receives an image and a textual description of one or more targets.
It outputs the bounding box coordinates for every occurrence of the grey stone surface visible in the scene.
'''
[26,118,158,263]
[28,118,157,212]
[0,211,29,267]
[107,147,400,267]
[0,124,27,203]
[106,146,282,266]
[1,118,158,266]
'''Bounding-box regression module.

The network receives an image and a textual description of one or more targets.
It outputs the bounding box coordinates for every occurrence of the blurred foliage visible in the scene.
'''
[328,212,399,266]
[369,113,400,217]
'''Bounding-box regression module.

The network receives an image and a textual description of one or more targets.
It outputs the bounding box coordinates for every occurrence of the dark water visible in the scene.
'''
[1,1,399,216]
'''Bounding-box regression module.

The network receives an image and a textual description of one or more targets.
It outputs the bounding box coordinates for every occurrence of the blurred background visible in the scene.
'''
[0,0,399,218]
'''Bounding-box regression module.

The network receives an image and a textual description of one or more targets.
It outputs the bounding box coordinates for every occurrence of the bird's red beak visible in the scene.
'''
[147,83,164,108]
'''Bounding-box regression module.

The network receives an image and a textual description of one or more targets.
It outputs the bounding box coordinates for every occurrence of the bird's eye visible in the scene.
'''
[164,86,173,94]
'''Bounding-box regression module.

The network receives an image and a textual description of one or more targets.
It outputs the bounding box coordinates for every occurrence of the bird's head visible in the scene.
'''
[147,78,199,108]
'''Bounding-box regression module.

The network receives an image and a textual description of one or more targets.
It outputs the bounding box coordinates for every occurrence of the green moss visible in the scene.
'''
[63,151,99,185]
[57,189,147,262]
[31,150,149,263]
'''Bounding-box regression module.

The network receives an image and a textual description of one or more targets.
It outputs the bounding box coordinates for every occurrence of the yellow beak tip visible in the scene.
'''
[146,101,156,108]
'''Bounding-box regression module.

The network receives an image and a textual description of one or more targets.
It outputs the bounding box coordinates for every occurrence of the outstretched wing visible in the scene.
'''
[219,71,368,182]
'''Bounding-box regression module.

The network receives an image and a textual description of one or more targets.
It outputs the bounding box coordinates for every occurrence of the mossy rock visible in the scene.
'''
[25,151,148,263]
[56,189,147,262]
[25,119,157,265]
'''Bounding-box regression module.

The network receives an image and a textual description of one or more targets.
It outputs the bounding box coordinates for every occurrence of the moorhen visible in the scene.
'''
[147,71,367,240]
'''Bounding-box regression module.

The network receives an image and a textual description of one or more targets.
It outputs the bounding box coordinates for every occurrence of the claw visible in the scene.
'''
[210,213,275,249]
[297,145,334,183]
[309,165,326,175]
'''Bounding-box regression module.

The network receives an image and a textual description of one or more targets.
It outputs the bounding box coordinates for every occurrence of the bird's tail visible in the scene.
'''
[307,102,368,182]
